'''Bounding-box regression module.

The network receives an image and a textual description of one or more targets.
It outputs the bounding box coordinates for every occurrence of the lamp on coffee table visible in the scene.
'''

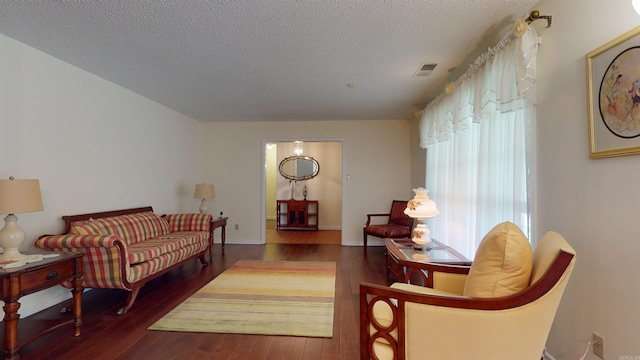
[404,187,439,250]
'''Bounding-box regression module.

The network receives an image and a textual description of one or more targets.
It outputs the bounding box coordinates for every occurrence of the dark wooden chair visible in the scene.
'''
[363,200,412,247]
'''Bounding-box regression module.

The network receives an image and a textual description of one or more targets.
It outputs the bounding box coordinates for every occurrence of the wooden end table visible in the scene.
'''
[384,238,471,280]
[0,252,83,360]
[209,217,228,256]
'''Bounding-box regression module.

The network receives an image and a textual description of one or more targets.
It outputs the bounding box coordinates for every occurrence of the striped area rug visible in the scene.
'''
[148,259,336,337]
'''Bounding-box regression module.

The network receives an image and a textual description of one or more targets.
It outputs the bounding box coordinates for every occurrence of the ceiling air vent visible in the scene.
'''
[414,63,437,77]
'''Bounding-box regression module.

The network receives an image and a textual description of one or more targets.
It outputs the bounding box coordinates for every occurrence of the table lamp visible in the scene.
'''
[404,187,439,250]
[194,183,215,214]
[0,177,44,261]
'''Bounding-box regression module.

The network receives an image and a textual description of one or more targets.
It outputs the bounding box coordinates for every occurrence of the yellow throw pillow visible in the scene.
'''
[463,221,533,298]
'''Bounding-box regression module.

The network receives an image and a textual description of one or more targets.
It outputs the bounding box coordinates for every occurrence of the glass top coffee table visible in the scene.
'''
[384,238,471,280]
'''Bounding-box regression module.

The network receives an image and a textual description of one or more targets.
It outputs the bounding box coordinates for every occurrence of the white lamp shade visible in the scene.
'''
[404,187,439,218]
[0,179,44,214]
[194,184,215,199]
[634,0,640,15]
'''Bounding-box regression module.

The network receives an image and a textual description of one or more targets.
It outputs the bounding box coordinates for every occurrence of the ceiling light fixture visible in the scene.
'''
[293,141,303,156]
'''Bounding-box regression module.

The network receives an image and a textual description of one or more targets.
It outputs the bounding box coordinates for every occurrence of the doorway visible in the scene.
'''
[263,140,343,244]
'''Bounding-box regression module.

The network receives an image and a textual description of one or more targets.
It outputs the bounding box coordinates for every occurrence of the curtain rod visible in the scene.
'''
[419,10,551,113]
[525,10,552,28]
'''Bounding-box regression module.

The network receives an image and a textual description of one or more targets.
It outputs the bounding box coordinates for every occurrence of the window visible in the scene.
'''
[419,26,538,259]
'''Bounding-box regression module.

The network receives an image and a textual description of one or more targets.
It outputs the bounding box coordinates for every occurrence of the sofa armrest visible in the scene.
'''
[36,234,124,250]
[165,213,213,232]
[35,234,132,290]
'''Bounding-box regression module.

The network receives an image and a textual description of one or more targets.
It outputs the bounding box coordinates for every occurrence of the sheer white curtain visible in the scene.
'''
[419,26,538,259]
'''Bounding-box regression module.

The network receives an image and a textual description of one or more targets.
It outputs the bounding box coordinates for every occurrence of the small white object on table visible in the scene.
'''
[0,253,60,269]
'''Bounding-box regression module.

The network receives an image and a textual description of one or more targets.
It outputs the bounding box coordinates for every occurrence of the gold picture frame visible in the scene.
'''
[587,26,640,159]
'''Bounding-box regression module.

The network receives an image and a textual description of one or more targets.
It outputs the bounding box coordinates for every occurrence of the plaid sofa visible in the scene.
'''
[36,208,211,315]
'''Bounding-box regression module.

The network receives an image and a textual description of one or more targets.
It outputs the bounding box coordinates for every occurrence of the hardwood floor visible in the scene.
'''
[265,219,342,245]
[16,243,391,360]
[266,229,342,245]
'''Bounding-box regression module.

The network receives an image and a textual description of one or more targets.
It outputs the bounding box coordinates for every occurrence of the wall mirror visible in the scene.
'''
[279,156,320,181]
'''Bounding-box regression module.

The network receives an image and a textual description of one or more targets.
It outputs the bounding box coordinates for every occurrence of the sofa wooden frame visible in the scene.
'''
[42,206,209,315]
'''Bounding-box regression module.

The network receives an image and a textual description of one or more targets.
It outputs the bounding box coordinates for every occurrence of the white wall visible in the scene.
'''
[199,120,412,246]
[535,0,640,358]
[265,144,278,219]
[0,34,202,317]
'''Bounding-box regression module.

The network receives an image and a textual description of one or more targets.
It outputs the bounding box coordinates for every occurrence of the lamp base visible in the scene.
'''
[412,238,431,251]
[0,214,28,262]
[0,249,27,262]
[411,221,432,250]
[199,199,208,214]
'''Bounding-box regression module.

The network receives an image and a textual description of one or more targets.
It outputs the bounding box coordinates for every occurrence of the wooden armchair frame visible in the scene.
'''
[360,248,575,360]
[363,200,412,247]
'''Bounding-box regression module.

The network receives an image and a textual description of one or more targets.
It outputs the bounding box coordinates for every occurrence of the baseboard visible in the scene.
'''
[222,239,263,245]
[20,287,92,318]
[542,348,558,360]
[318,225,341,231]
[365,238,386,246]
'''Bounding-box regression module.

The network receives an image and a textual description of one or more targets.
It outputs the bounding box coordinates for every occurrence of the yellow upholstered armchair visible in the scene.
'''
[360,222,576,360]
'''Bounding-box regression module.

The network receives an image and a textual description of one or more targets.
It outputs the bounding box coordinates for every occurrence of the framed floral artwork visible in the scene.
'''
[587,25,640,158]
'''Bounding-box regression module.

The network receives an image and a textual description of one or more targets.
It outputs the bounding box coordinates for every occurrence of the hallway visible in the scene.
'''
[265,219,341,244]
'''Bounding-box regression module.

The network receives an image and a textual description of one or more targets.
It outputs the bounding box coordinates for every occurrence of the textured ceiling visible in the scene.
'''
[0,0,539,122]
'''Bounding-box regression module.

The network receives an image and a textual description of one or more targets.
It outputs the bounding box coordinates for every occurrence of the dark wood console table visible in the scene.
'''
[209,217,228,255]
[0,252,83,360]
[276,200,318,230]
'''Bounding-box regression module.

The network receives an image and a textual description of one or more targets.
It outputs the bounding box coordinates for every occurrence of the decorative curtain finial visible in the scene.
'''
[514,18,528,37]
[444,83,455,95]
[525,10,552,28]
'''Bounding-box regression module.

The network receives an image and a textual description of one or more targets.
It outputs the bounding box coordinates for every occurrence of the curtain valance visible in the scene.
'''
[419,26,539,148]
